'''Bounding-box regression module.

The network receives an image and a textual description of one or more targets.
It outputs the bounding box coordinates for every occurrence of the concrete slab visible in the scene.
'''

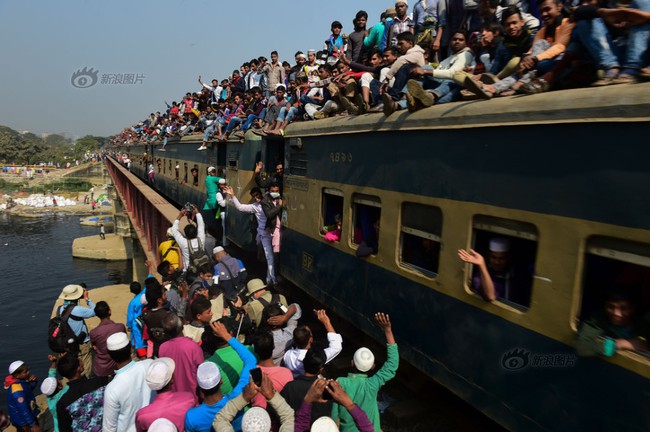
[71,233,132,261]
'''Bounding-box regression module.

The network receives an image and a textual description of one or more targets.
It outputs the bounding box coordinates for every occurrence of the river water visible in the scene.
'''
[0,213,131,408]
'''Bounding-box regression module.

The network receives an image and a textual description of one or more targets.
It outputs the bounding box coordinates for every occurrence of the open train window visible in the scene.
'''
[465,215,537,310]
[183,163,188,184]
[320,188,343,242]
[192,165,199,187]
[578,237,650,339]
[400,203,442,277]
[352,194,381,256]
[175,162,180,180]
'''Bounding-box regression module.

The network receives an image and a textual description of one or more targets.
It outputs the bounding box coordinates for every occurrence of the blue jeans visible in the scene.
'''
[569,18,621,70]
[387,64,412,101]
[242,108,267,131]
[225,116,243,133]
[278,106,298,122]
[259,234,275,284]
[423,77,462,104]
[626,0,650,70]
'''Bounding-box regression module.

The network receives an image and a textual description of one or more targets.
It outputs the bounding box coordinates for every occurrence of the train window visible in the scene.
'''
[167,160,171,175]
[183,163,188,184]
[227,151,239,170]
[577,238,650,346]
[156,158,162,173]
[352,194,381,256]
[400,203,442,277]
[465,215,538,309]
[175,162,180,180]
[321,188,343,242]
[192,165,199,187]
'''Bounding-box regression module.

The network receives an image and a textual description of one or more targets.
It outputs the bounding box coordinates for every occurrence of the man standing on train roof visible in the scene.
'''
[457,237,532,306]
[203,166,223,222]
[254,161,283,193]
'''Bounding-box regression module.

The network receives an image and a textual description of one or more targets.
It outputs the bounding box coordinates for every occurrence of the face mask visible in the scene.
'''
[270,192,281,199]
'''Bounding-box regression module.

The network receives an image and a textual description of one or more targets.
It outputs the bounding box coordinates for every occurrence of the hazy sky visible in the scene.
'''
[0,0,388,139]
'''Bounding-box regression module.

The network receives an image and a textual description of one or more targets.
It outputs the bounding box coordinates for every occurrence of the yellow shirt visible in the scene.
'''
[158,239,181,269]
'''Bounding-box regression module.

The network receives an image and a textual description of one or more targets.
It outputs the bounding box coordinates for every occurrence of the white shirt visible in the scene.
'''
[103,359,154,432]
[228,195,268,239]
[171,213,206,270]
[283,332,343,377]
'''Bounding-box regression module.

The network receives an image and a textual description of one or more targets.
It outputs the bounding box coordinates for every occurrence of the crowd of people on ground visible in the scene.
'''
[4,167,399,432]
[108,0,650,150]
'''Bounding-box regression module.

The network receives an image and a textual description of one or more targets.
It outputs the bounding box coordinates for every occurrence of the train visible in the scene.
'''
[118,83,650,432]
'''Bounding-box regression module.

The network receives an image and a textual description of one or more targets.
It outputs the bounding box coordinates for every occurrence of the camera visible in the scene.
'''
[184,202,193,216]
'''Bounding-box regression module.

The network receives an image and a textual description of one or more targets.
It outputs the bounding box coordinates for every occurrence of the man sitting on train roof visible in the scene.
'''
[381,31,426,116]
[457,237,532,307]
[576,286,650,357]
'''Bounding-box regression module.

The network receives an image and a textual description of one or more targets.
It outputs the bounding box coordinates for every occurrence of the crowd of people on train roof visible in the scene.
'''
[107,0,650,150]
[109,0,650,150]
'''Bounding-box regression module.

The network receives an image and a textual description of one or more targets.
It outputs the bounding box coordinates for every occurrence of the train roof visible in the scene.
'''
[283,82,650,138]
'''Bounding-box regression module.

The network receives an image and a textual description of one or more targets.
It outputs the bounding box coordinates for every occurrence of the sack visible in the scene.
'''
[188,238,211,271]
[48,305,80,353]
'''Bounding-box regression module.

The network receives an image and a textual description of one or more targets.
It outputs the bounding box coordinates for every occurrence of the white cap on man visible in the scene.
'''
[106,332,130,351]
[353,347,374,372]
[241,407,272,432]
[146,358,175,391]
[40,377,58,396]
[489,238,511,253]
[148,418,178,432]
[207,166,216,173]
[197,362,221,390]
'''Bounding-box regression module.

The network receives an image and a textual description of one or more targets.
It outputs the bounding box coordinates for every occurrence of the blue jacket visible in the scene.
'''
[5,377,39,427]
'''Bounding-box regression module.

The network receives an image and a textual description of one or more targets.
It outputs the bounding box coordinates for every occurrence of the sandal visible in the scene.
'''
[520,78,550,94]
[463,76,494,99]
[592,69,619,87]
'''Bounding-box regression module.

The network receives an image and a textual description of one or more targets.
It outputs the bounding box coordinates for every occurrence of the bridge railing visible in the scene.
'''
[105,157,180,265]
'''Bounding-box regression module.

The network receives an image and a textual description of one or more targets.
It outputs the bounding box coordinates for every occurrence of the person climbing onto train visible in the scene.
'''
[457,237,532,306]
[576,286,650,357]
[158,228,183,270]
[331,312,398,432]
[202,167,223,222]
[261,183,284,273]
[223,185,277,286]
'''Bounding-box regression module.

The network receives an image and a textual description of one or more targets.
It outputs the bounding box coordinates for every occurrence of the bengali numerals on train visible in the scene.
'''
[330,152,353,163]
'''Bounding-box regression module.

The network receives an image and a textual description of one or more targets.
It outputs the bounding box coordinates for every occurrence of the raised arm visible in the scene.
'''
[458,249,496,301]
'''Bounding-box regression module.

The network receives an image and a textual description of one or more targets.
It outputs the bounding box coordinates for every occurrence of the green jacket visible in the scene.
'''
[332,343,399,432]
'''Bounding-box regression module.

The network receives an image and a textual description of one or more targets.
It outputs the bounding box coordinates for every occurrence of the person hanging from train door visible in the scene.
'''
[222,185,277,286]
[203,166,223,228]
[261,183,284,278]
[457,237,532,307]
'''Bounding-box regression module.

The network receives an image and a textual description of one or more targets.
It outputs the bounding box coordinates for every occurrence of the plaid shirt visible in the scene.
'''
[390,14,414,46]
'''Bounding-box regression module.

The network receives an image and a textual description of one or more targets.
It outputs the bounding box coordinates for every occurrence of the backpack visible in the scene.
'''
[380,19,395,52]
[188,238,211,272]
[48,305,81,353]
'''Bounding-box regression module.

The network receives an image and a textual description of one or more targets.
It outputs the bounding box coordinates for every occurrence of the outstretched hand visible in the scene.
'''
[375,312,391,330]
[457,249,485,266]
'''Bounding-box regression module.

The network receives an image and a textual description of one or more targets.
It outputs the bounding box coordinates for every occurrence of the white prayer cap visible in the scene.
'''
[197,362,221,390]
[353,347,374,372]
[40,377,58,396]
[8,361,24,375]
[489,237,511,253]
[146,358,175,391]
[241,407,271,432]
[106,332,130,351]
[148,418,178,432]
